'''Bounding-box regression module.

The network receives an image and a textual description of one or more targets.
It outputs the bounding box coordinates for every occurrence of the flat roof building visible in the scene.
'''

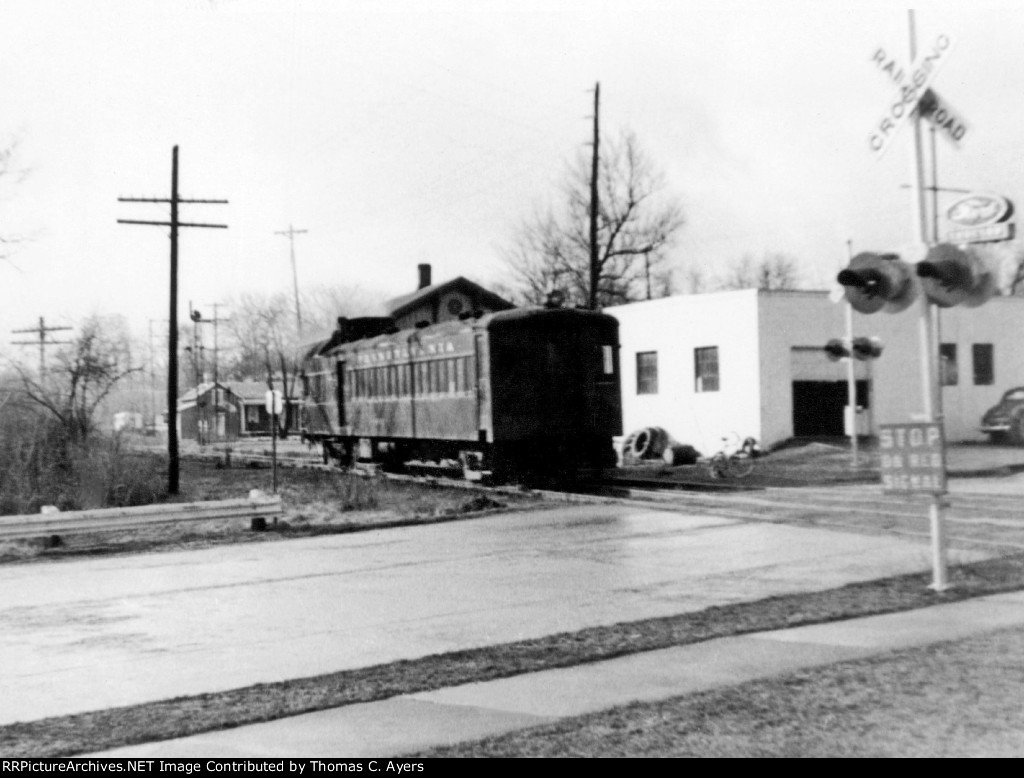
[606,289,1024,455]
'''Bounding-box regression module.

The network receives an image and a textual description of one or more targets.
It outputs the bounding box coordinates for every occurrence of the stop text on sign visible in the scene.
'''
[879,422,946,494]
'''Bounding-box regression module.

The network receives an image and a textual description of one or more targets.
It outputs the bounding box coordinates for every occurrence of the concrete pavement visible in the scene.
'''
[3,503,974,726]
[89,590,1024,757]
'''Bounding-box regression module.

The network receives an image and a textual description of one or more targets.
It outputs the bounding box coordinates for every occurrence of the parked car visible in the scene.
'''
[980,387,1024,444]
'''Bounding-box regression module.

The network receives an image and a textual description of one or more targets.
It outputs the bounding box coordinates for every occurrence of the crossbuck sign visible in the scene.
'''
[869,34,955,157]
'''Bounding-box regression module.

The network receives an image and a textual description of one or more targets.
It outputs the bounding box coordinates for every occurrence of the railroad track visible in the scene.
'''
[132,446,1024,552]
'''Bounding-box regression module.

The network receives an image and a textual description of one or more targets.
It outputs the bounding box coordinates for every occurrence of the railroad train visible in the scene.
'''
[299,307,622,482]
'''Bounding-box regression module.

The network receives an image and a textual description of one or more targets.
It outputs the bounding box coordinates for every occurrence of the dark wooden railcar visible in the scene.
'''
[300,308,622,480]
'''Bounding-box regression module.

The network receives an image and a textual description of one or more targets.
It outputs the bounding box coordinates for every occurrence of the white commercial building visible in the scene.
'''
[606,289,1024,455]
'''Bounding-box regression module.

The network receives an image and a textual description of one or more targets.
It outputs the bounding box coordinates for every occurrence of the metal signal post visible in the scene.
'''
[907,11,948,591]
[118,146,228,495]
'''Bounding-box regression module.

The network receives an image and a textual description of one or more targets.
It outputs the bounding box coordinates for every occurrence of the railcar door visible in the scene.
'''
[336,361,346,426]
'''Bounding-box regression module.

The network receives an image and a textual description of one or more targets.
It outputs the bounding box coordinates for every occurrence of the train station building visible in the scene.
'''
[606,289,1024,455]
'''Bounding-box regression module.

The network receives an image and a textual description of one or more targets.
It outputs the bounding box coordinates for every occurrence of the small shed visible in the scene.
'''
[224,380,302,437]
[178,382,242,442]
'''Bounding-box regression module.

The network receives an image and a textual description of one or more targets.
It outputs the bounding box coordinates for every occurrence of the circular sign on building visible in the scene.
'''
[946,192,1015,244]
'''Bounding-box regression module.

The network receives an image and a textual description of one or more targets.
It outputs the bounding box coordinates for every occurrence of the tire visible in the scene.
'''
[631,429,653,458]
[631,427,668,459]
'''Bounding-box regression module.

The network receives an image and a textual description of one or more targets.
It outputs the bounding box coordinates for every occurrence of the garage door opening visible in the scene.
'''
[792,380,869,437]
[790,346,870,438]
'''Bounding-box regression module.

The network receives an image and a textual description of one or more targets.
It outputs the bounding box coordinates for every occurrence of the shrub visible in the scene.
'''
[0,404,166,514]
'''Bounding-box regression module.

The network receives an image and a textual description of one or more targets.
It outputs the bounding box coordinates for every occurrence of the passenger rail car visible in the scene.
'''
[300,308,622,481]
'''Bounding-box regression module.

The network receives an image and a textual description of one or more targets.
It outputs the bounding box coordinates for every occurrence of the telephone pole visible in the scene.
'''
[275,224,307,338]
[589,82,600,311]
[118,146,228,494]
[11,316,72,379]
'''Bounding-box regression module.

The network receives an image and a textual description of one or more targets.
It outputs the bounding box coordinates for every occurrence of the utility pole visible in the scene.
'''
[118,146,228,495]
[589,82,600,311]
[275,224,307,338]
[11,317,72,380]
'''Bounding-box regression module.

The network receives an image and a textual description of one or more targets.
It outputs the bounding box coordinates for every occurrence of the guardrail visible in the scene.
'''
[0,495,284,541]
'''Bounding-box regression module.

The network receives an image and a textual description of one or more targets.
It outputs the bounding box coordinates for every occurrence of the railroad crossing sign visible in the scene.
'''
[879,422,946,495]
[868,34,957,157]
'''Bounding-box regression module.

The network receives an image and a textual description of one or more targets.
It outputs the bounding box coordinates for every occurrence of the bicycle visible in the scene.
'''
[706,433,759,479]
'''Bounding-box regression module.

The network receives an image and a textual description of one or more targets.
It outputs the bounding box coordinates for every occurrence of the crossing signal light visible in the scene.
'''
[824,338,850,361]
[916,243,996,308]
[851,336,883,360]
[836,252,917,314]
[824,337,883,361]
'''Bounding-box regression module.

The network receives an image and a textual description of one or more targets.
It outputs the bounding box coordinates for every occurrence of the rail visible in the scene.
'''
[0,495,284,541]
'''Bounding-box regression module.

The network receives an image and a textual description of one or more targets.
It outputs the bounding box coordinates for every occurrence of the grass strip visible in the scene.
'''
[417,628,1024,757]
[5,552,1024,757]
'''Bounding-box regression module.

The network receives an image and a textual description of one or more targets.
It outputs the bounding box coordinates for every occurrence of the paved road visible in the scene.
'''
[619,475,1024,553]
[0,501,978,727]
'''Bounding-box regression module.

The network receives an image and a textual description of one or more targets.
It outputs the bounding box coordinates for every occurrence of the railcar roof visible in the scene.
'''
[315,306,616,358]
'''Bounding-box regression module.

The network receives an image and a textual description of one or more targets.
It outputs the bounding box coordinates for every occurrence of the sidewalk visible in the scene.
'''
[89,590,1024,758]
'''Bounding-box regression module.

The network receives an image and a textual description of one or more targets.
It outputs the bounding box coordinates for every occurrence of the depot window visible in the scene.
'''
[973,343,994,386]
[695,346,719,393]
[636,352,658,395]
[939,343,958,386]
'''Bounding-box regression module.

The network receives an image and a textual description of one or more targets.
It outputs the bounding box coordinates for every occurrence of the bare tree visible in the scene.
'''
[715,252,806,291]
[504,130,685,309]
[222,292,303,435]
[302,283,388,337]
[12,315,140,443]
[970,241,1024,296]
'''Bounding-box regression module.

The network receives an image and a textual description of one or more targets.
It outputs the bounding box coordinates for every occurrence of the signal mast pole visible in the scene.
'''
[844,241,858,467]
[907,10,948,591]
[118,146,228,494]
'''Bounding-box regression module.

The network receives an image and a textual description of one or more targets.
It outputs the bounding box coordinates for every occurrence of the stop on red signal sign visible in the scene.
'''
[879,422,946,495]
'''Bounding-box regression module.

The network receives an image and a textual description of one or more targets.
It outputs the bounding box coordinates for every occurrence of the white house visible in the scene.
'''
[606,289,1024,455]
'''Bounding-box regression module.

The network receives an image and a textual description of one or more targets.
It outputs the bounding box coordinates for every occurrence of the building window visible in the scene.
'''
[939,343,958,386]
[636,352,658,395]
[695,347,719,392]
[973,344,994,385]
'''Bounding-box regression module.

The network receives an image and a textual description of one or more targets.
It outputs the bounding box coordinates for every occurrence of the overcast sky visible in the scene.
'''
[1,0,1021,353]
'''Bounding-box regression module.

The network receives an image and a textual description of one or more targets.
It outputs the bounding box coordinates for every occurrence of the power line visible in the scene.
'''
[117,145,228,495]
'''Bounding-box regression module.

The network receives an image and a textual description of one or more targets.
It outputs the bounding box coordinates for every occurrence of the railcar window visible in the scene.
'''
[455,357,465,392]
[636,351,658,395]
[695,346,719,392]
[602,345,614,375]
